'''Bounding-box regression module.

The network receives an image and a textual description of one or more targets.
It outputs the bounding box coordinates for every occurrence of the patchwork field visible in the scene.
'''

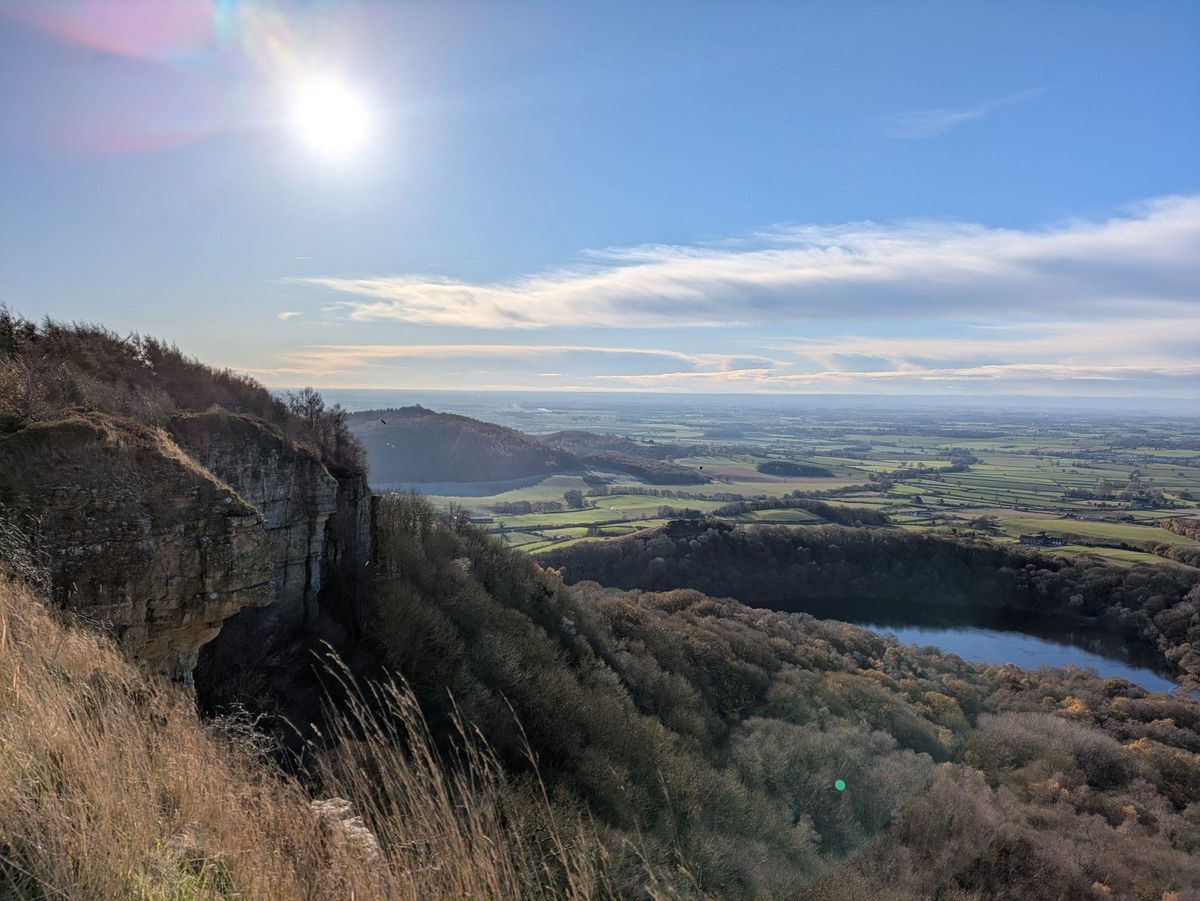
[354,394,1200,567]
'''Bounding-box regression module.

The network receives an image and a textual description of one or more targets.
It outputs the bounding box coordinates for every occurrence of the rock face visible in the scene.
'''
[175,411,375,683]
[0,414,275,680]
[169,410,339,633]
[322,472,374,635]
[0,409,374,683]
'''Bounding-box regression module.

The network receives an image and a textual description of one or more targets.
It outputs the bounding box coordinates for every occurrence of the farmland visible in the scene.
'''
[334,391,1200,566]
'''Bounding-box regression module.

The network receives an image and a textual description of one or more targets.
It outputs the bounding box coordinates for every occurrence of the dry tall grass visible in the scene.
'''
[0,573,648,899]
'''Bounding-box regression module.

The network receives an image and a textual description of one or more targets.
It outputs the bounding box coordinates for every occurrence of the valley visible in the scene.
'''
[1,316,1198,898]
[4,1,1196,895]
[334,394,1200,696]
[337,391,1200,566]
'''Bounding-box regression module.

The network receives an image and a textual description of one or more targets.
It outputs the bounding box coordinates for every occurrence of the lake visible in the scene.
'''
[795,597,1180,695]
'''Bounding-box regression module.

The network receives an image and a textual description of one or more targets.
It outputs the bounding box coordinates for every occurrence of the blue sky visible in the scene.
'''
[1,0,1197,396]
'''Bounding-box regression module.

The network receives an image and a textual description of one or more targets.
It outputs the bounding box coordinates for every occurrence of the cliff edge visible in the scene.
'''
[0,409,371,682]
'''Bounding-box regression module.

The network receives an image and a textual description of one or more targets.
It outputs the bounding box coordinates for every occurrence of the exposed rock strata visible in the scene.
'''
[321,471,374,635]
[185,413,375,689]
[0,409,373,683]
[0,413,274,680]
[169,410,339,632]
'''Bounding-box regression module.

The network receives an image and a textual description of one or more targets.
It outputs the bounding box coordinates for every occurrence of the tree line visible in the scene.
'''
[543,520,1200,687]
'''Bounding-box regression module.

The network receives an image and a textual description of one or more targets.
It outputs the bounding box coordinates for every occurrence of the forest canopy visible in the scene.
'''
[322,495,1200,897]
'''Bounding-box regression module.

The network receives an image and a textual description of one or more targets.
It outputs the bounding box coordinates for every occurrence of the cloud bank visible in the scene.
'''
[294,196,1199,331]
[256,197,1198,396]
[265,344,775,375]
[245,313,1199,396]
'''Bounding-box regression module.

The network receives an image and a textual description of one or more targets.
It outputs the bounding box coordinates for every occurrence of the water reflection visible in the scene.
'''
[791,597,1179,695]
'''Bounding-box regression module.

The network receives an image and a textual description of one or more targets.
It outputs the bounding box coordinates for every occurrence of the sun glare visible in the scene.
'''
[291,77,370,157]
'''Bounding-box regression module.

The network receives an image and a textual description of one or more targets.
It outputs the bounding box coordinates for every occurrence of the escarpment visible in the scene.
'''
[0,413,275,680]
[168,410,340,632]
[0,409,372,682]
[174,409,375,693]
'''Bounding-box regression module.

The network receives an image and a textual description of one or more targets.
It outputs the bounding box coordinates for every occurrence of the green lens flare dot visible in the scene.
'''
[834,779,846,792]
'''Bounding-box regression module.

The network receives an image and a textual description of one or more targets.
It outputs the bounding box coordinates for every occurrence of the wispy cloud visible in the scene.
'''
[292,195,1199,330]
[252,196,1199,396]
[773,317,1200,372]
[585,361,1200,394]
[884,86,1050,139]
[277,311,302,321]
[269,343,777,374]
[236,311,1200,396]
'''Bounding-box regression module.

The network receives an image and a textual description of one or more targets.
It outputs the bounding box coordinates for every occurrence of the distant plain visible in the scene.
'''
[327,391,1200,564]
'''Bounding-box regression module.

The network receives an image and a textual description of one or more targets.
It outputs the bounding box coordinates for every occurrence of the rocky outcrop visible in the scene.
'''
[321,472,374,635]
[310,798,381,860]
[169,410,339,633]
[168,411,375,690]
[0,413,275,680]
[0,408,375,684]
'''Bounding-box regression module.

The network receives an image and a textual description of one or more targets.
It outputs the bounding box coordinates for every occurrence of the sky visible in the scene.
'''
[0,0,1197,398]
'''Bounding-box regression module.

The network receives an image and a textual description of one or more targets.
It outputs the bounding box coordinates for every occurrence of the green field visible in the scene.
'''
[378,400,1200,568]
[1040,545,1172,567]
[996,517,1197,548]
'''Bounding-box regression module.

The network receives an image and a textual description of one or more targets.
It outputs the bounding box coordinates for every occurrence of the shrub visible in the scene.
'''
[0,308,365,475]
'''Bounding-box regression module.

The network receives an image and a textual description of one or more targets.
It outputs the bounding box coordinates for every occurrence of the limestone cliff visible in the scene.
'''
[321,470,374,635]
[169,410,339,632]
[172,410,375,682]
[0,413,275,680]
[0,409,373,682]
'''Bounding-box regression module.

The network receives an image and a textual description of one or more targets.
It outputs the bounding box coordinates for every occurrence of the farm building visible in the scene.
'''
[1019,532,1066,548]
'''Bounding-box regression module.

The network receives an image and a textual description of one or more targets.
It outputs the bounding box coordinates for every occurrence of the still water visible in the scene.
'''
[795,598,1179,695]
[857,622,1178,694]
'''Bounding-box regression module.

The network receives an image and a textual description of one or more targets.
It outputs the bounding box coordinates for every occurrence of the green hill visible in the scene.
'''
[348,406,578,485]
[348,409,709,486]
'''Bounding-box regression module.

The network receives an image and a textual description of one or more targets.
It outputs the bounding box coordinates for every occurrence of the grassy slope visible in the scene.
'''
[0,313,365,476]
[0,573,626,900]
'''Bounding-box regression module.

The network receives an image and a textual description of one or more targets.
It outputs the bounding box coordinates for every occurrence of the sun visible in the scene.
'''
[291,77,370,157]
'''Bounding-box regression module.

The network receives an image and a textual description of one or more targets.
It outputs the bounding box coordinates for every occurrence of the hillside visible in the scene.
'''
[543,521,1200,688]
[354,497,1200,897]
[348,406,576,485]
[3,318,1199,898]
[0,571,615,899]
[348,408,708,486]
[541,430,685,460]
[541,430,710,484]
[7,497,1200,898]
[0,309,364,476]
